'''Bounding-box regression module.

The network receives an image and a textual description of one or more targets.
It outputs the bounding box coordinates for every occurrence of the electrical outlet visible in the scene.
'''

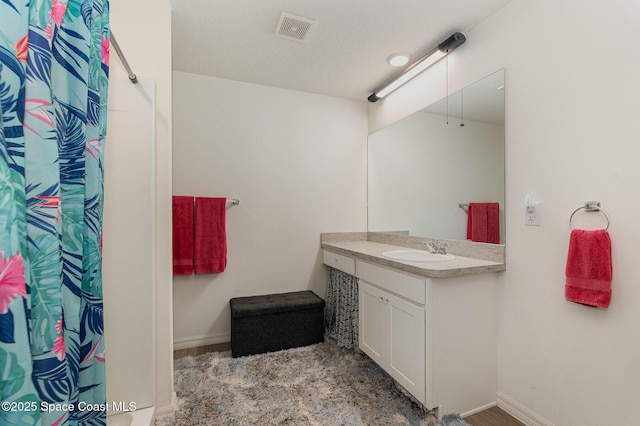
[525,203,540,226]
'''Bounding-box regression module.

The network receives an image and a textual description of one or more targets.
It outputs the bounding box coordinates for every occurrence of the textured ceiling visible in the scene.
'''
[171,0,510,101]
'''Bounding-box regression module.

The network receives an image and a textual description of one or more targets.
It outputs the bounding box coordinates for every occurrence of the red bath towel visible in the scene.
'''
[172,196,194,275]
[565,229,612,308]
[194,197,227,274]
[467,202,500,244]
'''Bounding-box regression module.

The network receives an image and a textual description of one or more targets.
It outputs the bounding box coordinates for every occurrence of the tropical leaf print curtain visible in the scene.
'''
[0,0,110,425]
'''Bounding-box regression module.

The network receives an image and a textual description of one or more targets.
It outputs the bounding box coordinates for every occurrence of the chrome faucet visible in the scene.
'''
[424,240,448,255]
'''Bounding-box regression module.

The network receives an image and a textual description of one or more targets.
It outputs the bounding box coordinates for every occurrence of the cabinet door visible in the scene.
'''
[387,293,426,404]
[359,282,388,366]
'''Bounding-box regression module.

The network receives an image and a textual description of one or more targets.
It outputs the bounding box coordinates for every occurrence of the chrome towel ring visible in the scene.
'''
[569,201,610,231]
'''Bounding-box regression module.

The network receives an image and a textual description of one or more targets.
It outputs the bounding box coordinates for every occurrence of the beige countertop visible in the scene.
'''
[321,239,505,279]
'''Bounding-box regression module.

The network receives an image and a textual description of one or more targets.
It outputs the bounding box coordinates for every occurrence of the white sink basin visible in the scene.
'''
[382,249,456,262]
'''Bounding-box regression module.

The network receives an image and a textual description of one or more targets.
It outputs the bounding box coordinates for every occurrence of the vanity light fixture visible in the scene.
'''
[368,32,466,103]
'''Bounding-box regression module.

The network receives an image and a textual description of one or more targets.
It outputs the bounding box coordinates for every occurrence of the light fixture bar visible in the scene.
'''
[368,32,466,103]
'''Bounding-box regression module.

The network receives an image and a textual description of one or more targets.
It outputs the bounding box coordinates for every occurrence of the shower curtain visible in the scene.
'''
[0,1,110,425]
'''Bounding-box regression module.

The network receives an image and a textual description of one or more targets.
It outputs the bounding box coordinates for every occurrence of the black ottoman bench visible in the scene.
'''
[230,290,325,358]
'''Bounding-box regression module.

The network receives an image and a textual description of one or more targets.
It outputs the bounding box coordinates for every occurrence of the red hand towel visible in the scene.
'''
[194,197,227,274]
[467,202,500,244]
[565,229,612,308]
[172,196,194,275]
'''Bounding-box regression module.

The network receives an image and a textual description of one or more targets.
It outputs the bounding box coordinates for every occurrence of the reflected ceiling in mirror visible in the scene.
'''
[367,69,505,243]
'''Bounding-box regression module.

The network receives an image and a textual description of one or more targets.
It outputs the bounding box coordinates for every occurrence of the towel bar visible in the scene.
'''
[569,201,610,231]
[190,197,239,205]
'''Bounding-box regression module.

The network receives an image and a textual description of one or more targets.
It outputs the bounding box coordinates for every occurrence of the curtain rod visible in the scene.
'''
[110,32,138,84]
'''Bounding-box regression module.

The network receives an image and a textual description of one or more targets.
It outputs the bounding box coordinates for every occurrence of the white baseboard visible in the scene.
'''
[461,401,497,418]
[173,333,231,351]
[497,392,555,426]
[154,392,177,420]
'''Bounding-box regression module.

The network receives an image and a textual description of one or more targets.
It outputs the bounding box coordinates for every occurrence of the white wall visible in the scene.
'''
[370,1,640,425]
[103,74,155,414]
[172,72,368,346]
[109,0,174,417]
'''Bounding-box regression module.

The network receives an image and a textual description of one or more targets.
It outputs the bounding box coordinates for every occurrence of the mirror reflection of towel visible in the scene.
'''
[194,197,227,274]
[467,202,500,244]
[565,229,612,308]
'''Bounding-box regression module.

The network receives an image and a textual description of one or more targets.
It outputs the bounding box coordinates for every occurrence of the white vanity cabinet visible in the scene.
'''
[323,248,498,417]
[322,250,355,275]
[360,280,426,402]
[358,260,427,402]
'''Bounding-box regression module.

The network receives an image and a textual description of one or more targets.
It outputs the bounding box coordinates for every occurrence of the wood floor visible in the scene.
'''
[466,406,525,426]
[174,344,525,425]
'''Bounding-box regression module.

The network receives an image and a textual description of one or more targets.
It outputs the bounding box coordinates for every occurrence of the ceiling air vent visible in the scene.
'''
[274,12,316,42]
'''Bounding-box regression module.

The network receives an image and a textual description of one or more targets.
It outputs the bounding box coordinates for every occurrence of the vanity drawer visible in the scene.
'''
[323,250,356,276]
[357,260,426,305]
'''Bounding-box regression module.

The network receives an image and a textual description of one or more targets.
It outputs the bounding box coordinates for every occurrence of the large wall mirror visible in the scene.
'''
[368,69,505,243]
